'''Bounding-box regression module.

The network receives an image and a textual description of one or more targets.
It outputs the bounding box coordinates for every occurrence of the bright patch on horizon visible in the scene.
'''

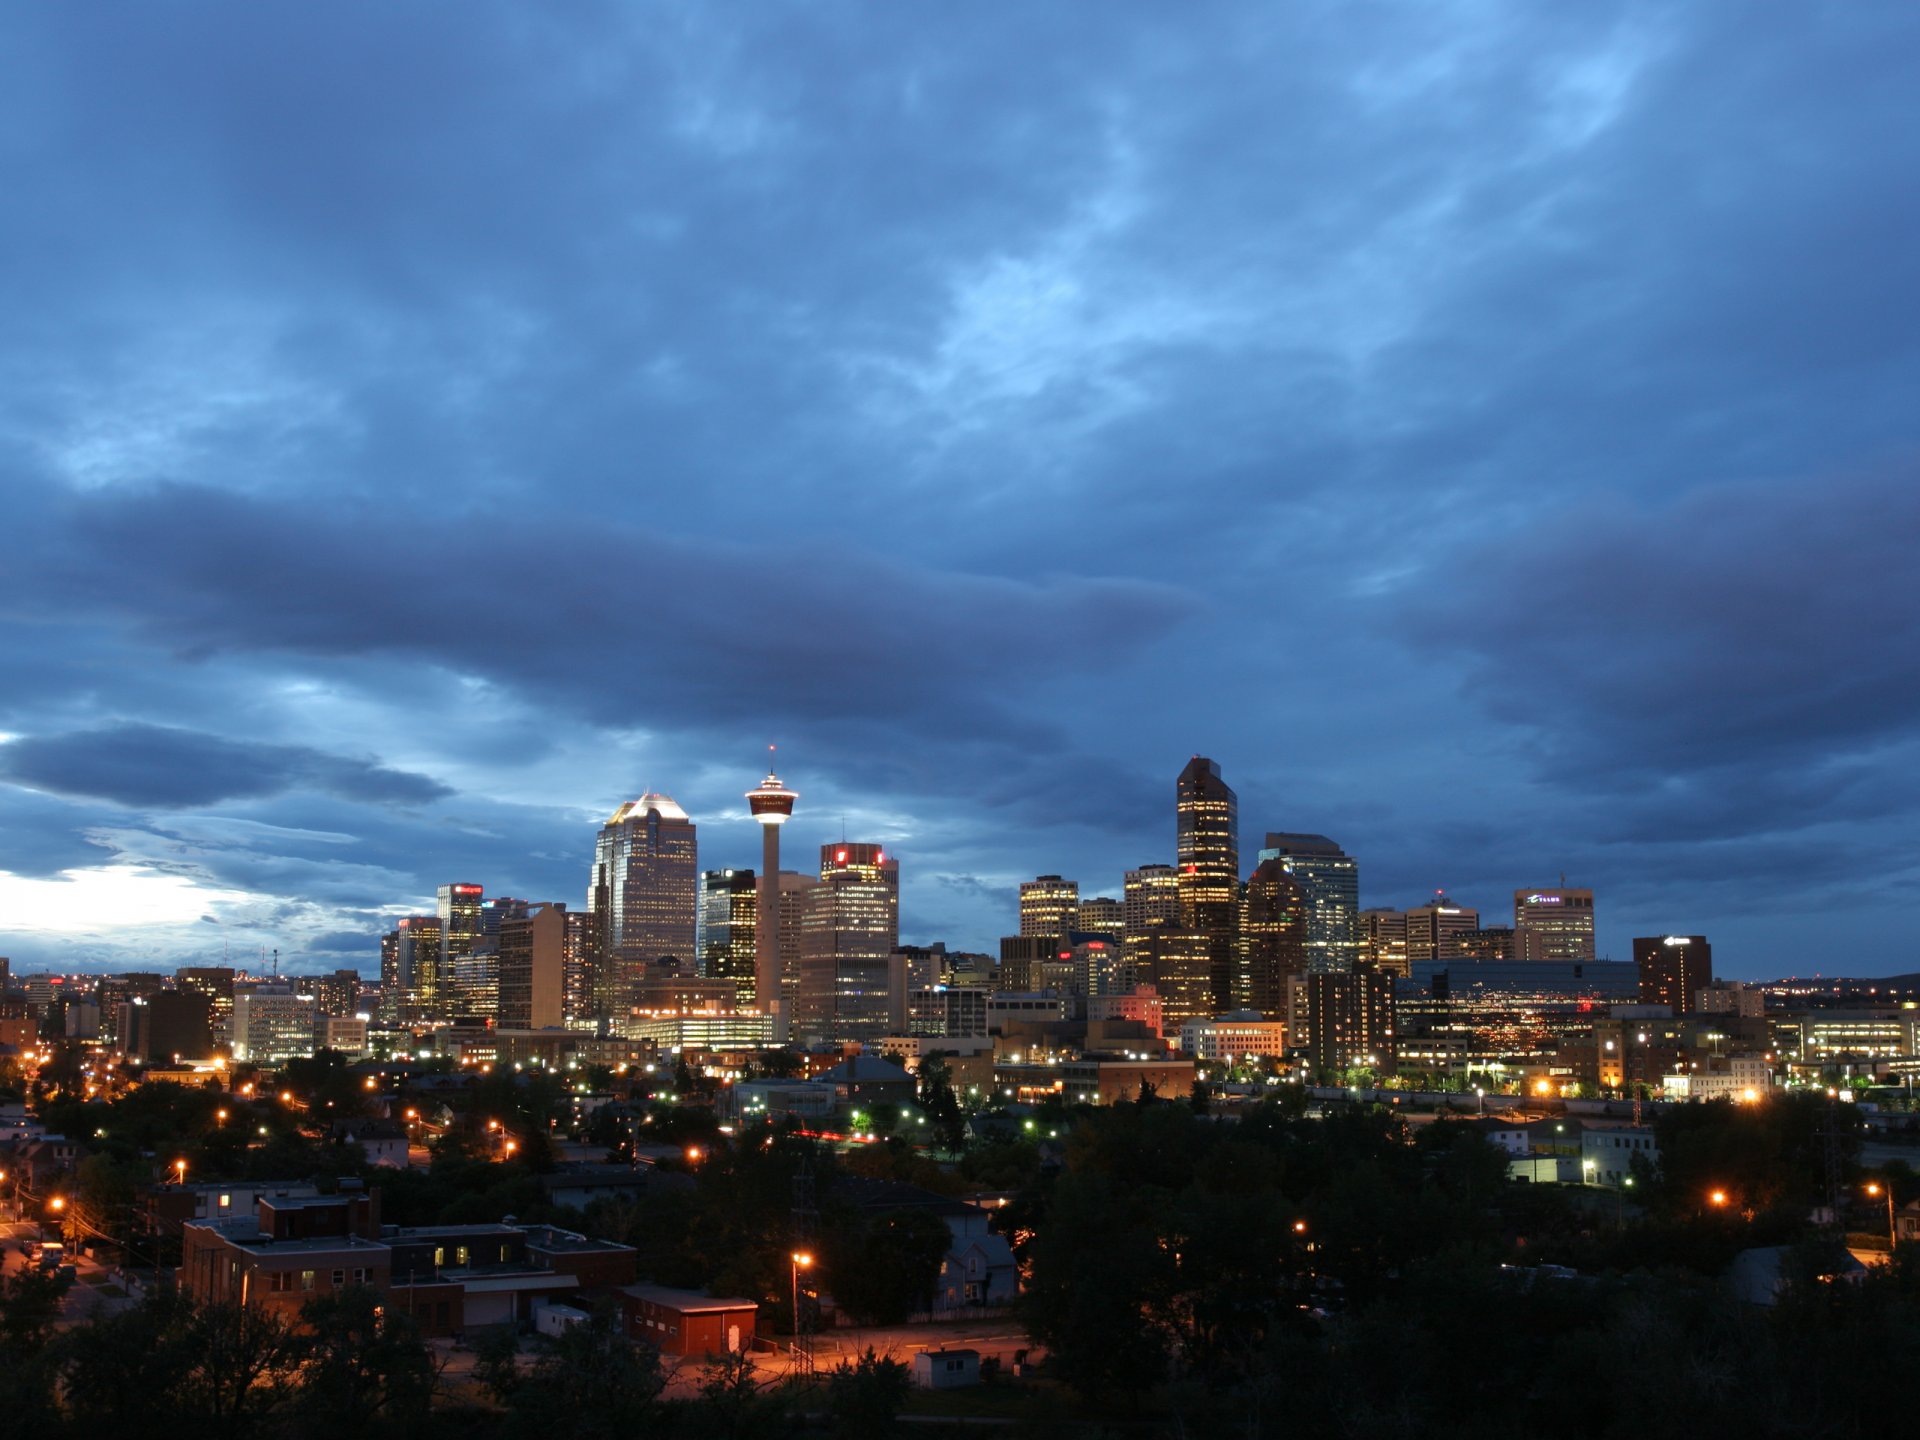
[0,865,252,934]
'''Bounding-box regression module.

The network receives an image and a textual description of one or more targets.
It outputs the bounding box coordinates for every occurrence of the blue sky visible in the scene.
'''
[2,4,1917,979]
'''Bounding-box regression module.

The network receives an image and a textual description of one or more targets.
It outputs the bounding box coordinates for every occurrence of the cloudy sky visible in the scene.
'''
[3,4,1917,980]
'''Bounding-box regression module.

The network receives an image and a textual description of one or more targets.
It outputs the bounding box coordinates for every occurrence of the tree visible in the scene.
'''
[0,1266,64,1428]
[821,1206,951,1325]
[824,1348,912,1440]
[691,1347,792,1440]
[502,1308,663,1440]
[289,1286,436,1435]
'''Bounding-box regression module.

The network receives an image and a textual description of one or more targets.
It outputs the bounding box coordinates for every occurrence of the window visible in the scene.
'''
[352,1268,367,1284]
[267,1271,293,1292]
[218,1194,231,1210]
[456,1246,469,1266]
[300,1270,316,1292]
[332,1270,345,1286]
[434,1247,445,1267]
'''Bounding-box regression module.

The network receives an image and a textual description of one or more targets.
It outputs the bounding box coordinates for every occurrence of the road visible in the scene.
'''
[1,1218,140,1325]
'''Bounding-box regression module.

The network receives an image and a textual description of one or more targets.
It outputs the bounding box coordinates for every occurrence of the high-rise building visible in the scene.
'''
[1257,833,1360,974]
[1404,895,1480,964]
[231,984,318,1064]
[1132,921,1214,1030]
[1176,757,1239,1010]
[746,769,798,1041]
[498,902,568,1030]
[1124,864,1182,977]
[588,794,698,1016]
[1077,896,1123,936]
[378,931,402,1021]
[118,991,213,1064]
[1457,927,1517,962]
[438,883,486,978]
[796,844,899,1042]
[1635,935,1713,1014]
[446,948,500,1020]
[176,966,237,1036]
[1304,970,1396,1072]
[1242,858,1308,1017]
[391,916,443,1019]
[1514,887,1597,962]
[307,970,364,1018]
[561,908,594,1024]
[1019,876,1080,939]
[1358,909,1410,976]
[696,868,758,1007]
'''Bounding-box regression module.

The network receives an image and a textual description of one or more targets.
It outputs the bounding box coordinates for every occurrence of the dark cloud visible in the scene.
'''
[0,724,452,809]
[0,5,1918,973]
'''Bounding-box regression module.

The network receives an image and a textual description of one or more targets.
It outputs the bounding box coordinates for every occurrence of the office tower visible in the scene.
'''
[1635,935,1714,1013]
[1132,921,1214,1029]
[307,970,363,1018]
[588,793,699,1016]
[697,868,759,1007]
[1358,909,1410,976]
[391,916,443,1018]
[1257,833,1360,974]
[997,936,1057,992]
[1176,757,1240,1008]
[1242,858,1308,1017]
[1304,971,1396,1071]
[438,883,486,977]
[561,908,593,1023]
[446,948,500,1020]
[1514,887,1597,962]
[1019,876,1080,939]
[1077,896,1123,936]
[1404,895,1480,964]
[777,871,818,1021]
[498,902,568,1030]
[796,843,899,1042]
[118,991,213,1064]
[176,966,237,1033]
[1124,864,1182,975]
[231,985,319,1064]
[379,931,402,1020]
[1456,927,1517,961]
[746,769,798,1040]
[480,896,532,942]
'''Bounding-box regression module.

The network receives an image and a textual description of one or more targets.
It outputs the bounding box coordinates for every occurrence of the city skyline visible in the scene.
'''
[2,7,1918,978]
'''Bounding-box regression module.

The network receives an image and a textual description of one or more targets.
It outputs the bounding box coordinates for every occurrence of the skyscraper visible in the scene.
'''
[796,843,899,1042]
[588,794,698,1016]
[697,868,758,1007]
[1242,858,1308,1016]
[1514,887,1597,962]
[1019,875,1080,939]
[1635,935,1713,1013]
[1358,909,1410,976]
[746,768,798,1041]
[1077,896,1123,936]
[437,883,485,977]
[1176,757,1239,1009]
[1404,895,1479,964]
[390,917,441,1019]
[498,902,568,1030]
[1257,833,1359,974]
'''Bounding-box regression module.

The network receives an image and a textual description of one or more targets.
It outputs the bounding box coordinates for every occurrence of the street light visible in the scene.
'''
[1867,1182,1897,1248]
[1709,1189,1730,1209]
[174,1159,188,1184]
[790,1251,815,1375]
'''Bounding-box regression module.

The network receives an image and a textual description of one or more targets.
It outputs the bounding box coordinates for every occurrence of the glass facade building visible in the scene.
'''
[587,795,699,1017]
[797,843,899,1042]
[1176,757,1239,1010]
[1256,832,1359,974]
[696,868,759,1007]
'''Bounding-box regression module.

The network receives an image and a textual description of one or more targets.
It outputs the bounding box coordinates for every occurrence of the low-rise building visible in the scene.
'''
[620,1285,756,1355]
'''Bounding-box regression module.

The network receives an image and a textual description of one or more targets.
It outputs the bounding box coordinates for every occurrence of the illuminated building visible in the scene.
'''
[1256,833,1359,974]
[998,935,1068,993]
[231,985,318,1064]
[561,909,593,1024]
[1405,895,1479,963]
[1634,935,1713,1013]
[1019,875,1080,939]
[1176,757,1239,1009]
[696,868,759,1006]
[1241,858,1307,1017]
[1399,959,1640,1075]
[588,794,699,1016]
[1123,864,1181,977]
[745,767,798,1039]
[1358,909,1410,976]
[498,902,569,1030]
[796,843,899,1042]
[1304,970,1395,1071]
[306,969,363,1018]
[176,966,237,1035]
[1132,920,1214,1029]
[1180,1015,1288,1062]
[1458,926,1517,961]
[1514,887,1596,962]
[1077,896,1123,936]
[392,917,443,1019]
[437,883,486,980]
[445,948,500,1020]
[379,932,401,1021]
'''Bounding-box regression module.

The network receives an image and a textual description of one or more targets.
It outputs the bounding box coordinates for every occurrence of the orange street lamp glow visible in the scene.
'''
[1293,1220,1308,1234]
[1709,1189,1730,1207]
[280,1091,293,1104]
[686,1145,704,1164]
[50,1196,66,1211]
[791,1251,814,1268]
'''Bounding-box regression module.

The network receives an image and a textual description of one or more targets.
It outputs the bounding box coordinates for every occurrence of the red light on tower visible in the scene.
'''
[836,849,847,864]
